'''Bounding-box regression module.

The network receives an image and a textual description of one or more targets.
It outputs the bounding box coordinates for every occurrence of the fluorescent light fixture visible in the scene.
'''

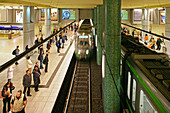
[134,9,142,11]
[20,6,23,9]
[158,8,163,10]
[6,6,12,9]
[149,9,153,11]
[13,6,19,9]
[0,6,5,9]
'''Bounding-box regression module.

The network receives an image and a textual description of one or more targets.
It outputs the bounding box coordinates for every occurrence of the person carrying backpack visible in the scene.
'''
[12,46,20,65]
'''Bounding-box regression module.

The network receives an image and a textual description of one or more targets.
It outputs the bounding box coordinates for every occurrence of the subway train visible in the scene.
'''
[120,33,170,113]
[75,19,93,59]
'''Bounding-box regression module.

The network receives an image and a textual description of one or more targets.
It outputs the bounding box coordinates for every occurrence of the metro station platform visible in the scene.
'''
[0,29,75,113]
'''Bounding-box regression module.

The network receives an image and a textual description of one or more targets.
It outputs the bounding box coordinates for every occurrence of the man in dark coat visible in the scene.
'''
[46,41,51,53]
[44,54,49,73]
[23,70,32,96]
[34,62,41,75]
[33,69,40,92]
[38,51,44,69]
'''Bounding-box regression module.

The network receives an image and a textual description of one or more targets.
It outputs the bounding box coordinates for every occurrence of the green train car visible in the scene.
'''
[120,33,170,113]
[75,19,93,59]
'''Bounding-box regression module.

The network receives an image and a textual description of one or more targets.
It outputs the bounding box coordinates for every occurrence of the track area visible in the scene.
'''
[66,60,90,113]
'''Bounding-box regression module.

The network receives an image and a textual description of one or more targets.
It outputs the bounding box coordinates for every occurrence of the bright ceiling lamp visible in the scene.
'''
[5,6,12,9]
[0,6,5,9]
[13,6,19,9]
[34,7,38,9]
[20,6,23,9]
[158,7,163,10]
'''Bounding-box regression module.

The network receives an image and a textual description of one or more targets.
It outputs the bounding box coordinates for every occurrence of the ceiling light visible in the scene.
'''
[34,7,37,9]
[149,9,153,11]
[20,6,23,9]
[158,8,163,10]
[13,6,19,9]
[0,6,5,9]
[6,6,12,9]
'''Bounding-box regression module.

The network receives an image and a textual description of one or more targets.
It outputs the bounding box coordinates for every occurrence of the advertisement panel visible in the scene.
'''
[40,8,58,21]
[62,9,76,19]
[160,10,165,24]
[121,10,128,20]
[16,10,23,23]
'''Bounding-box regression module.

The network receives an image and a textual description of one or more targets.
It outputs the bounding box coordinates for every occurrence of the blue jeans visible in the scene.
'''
[40,60,43,69]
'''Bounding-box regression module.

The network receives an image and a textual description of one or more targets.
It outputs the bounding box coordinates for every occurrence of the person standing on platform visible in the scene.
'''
[11,90,27,113]
[23,70,32,96]
[33,69,40,92]
[34,62,41,75]
[43,54,49,73]
[2,81,15,113]
[46,41,51,53]
[156,37,162,50]
[26,56,33,74]
[144,34,149,45]
[39,45,44,54]
[7,65,14,82]
[56,40,60,53]
[38,51,44,69]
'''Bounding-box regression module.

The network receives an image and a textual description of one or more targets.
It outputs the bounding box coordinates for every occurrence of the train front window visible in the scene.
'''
[139,90,157,113]
[132,79,136,110]
[127,72,131,99]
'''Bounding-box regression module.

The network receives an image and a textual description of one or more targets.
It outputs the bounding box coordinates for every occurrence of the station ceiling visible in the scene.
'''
[0,0,170,9]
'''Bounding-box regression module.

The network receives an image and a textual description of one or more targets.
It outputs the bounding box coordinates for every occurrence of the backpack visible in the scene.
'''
[12,49,16,55]
[38,55,40,60]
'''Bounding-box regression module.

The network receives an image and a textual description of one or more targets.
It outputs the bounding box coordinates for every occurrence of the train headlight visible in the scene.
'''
[78,50,81,54]
[86,50,89,54]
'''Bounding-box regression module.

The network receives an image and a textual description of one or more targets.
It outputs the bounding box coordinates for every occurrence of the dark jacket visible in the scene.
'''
[34,65,41,74]
[44,56,49,64]
[33,72,40,85]
[23,74,32,87]
[39,54,43,61]
[2,85,15,99]
[47,43,51,49]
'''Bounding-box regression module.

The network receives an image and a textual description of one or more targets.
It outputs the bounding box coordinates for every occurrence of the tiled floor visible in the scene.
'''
[0,26,76,113]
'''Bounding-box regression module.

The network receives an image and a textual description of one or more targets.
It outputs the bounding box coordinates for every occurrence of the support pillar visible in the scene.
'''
[45,8,51,38]
[30,6,35,45]
[104,0,121,112]
[93,7,97,46]
[97,5,103,65]
[23,6,34,50]
[142,9,150,41]
[165,7,170,56]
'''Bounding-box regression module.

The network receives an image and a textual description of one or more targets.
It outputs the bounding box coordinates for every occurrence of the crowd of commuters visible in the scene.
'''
[0,23,78,113]
[121,26,166,52]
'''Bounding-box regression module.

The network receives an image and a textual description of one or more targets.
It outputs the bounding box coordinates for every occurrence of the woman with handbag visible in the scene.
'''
[2,81,15,113]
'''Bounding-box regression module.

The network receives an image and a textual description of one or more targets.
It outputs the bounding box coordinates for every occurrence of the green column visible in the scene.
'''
[93,7,97,45]
[93,7,97,27]
[104,0,121,112]
[97,5,103,65]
